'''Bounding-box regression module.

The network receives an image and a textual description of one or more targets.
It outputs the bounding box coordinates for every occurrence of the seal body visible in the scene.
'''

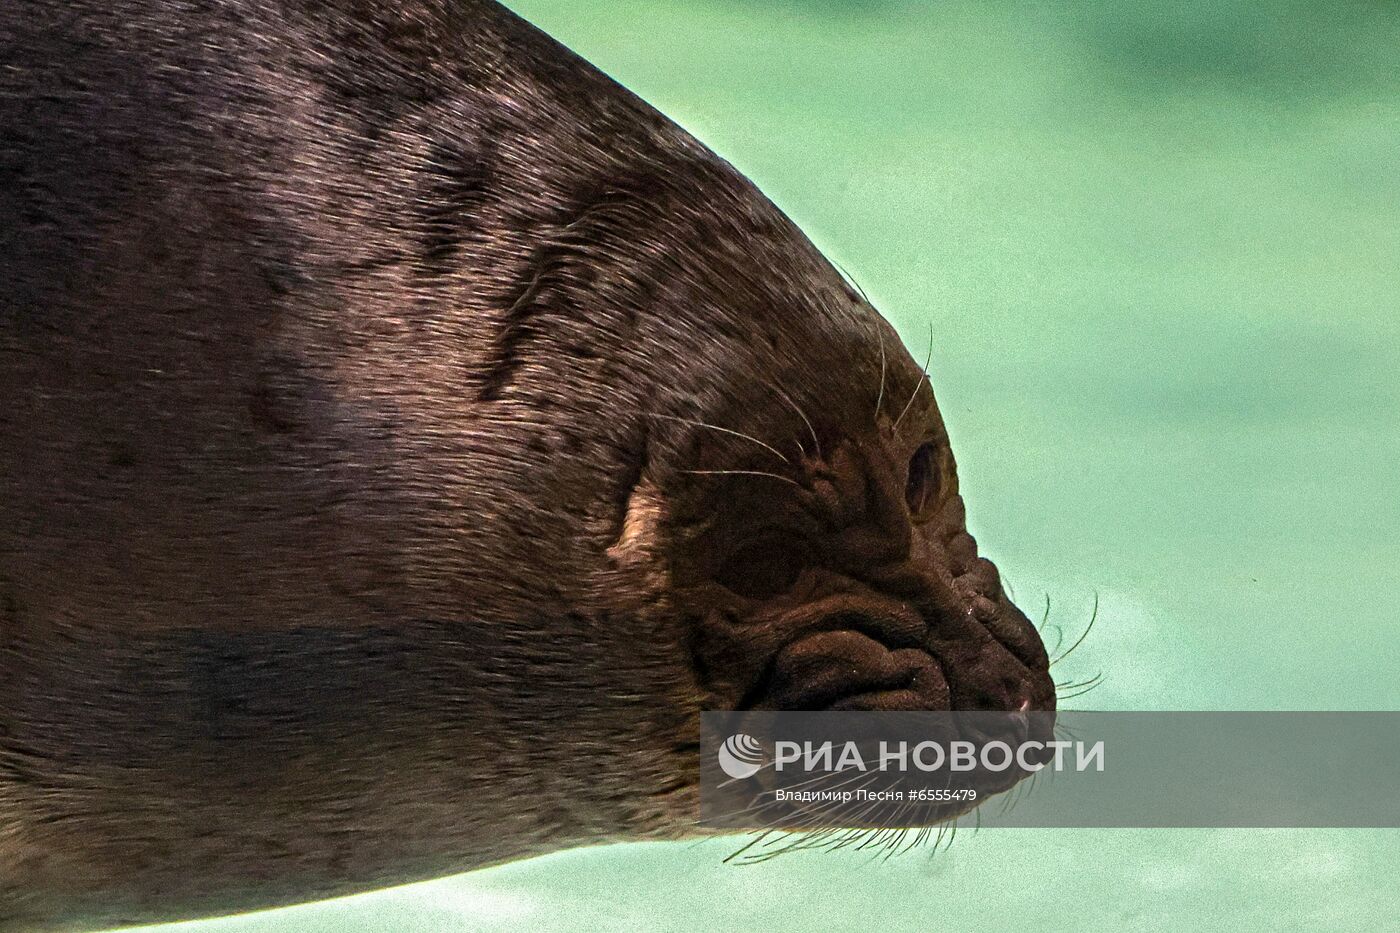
[0,1,1054,929]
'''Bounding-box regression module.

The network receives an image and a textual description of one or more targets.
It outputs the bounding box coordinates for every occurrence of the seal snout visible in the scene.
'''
[678,428,1055,720]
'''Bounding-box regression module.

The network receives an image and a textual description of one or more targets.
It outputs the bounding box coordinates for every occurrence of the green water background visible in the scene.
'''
[132,1,1399,929]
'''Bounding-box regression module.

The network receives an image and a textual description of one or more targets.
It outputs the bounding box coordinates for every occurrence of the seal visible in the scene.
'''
[0,0,1055,929]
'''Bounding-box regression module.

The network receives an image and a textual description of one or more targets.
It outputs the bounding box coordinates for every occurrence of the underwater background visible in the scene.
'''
[125,1,1399,930]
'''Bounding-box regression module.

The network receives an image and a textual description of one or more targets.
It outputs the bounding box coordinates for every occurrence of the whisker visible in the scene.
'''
[903,825,932,857]
[877,830,907,862]
[833,258,873,306]
[892,322,935,433]
[875,328,887,425]
[773,386,822,461]
[649,414,788,465]
[1053,719,1084,743]
[1057,673,1107,701]
[1051,590,1100,668]
[722,830,775,865]
[1000,766,1039,816]
[1055,671,1105,693]
[682,469,801,487]
[855,824,895,853]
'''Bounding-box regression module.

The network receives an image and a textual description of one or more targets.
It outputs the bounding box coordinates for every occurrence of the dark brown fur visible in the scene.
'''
[0,1,1053,929]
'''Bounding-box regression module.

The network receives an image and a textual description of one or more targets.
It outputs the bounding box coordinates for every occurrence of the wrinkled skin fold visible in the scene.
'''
[0,0,1052,929]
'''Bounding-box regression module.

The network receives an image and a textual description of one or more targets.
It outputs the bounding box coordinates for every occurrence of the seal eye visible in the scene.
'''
[906,442,939,519]
[716,536,805,600]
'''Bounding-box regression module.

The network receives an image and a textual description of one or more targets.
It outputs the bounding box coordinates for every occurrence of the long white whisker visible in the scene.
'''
[773,387,821,461]
[875,327,887,424]
[833,258,872,306]
[682,469,801,488]
[650,414,789,465]
[892,322,934,432]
